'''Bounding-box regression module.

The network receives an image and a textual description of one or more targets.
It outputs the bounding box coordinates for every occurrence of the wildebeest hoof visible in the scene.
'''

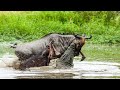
[80,57,86,61]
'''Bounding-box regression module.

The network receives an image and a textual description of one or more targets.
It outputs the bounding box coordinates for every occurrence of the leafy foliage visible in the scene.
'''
[0,11,120,44]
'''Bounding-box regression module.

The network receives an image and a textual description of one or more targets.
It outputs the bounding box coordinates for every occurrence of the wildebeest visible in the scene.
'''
[11,33,92,69]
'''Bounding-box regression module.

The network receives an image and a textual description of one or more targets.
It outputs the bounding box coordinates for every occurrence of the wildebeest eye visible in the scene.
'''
[75,43,81,49]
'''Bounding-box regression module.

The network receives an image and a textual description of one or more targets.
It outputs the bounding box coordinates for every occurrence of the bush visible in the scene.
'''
[0,11,120,44]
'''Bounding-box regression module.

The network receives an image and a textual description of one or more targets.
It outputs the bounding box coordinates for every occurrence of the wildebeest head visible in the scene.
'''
[73,34,92,56]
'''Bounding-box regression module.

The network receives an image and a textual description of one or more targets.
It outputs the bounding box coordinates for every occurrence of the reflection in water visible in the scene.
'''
[16,73,76,79]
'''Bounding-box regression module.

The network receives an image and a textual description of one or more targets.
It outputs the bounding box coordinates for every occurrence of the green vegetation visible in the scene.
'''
[0,42,15,57]
[74,43,120,63]
[83,44,120,63]
[0,11,120,44]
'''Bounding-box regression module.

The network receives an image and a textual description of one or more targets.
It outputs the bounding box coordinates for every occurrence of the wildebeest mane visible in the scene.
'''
[41,32,80,38]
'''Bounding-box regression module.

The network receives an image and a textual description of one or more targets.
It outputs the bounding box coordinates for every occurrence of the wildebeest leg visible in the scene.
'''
[18,55,36,70]
[50,42,62,56]
[18,54,49,70]
[47,41,60,65]
[80,51,86,61]
[15,51,33,61]
[41,46,51,66]
[18,47,50,70]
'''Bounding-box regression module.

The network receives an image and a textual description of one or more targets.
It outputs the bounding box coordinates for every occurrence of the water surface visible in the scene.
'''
[0,42,120,79]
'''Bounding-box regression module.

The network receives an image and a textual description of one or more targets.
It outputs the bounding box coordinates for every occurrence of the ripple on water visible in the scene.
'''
[0,61,120,79]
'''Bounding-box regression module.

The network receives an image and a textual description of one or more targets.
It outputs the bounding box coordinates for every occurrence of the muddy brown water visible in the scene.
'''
[0,43,120,79]
[1,58,120,79]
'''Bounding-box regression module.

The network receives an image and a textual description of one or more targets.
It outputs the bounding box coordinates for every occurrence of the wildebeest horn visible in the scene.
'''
[85,35,92,39]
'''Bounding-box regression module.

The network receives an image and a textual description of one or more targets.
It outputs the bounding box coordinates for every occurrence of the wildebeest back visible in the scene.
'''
[15,34,75,61]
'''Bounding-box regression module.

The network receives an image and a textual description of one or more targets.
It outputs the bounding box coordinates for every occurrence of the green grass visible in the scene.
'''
[0,11,120,44]
[0,42,15,57]
[81,43,120,63]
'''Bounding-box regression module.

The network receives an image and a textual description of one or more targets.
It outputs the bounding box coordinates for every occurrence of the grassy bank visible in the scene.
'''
[0,11,120,44]
[83,44,120,63]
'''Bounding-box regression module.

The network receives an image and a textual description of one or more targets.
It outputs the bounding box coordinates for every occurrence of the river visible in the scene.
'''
[0,42,120,79]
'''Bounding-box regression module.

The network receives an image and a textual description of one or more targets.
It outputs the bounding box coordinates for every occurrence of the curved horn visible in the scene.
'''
[85,35,92,39]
